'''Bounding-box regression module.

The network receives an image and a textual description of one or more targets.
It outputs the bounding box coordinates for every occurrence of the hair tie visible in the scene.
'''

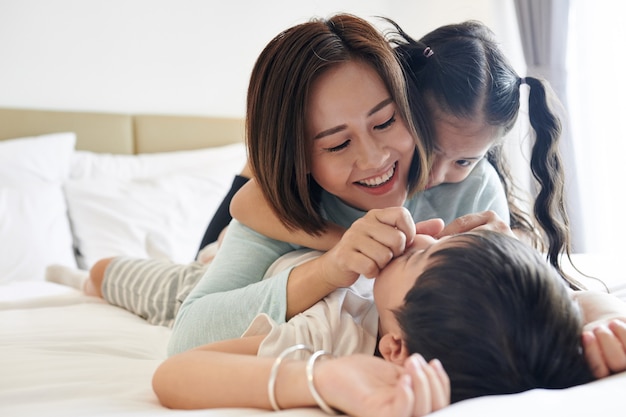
[423,47,434,58]
[520,77,527,85]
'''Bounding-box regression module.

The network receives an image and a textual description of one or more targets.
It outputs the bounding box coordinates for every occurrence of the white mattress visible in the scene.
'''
[1,253,625,417]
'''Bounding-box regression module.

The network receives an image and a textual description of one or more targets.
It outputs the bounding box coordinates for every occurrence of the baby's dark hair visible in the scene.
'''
[395,231,594,403]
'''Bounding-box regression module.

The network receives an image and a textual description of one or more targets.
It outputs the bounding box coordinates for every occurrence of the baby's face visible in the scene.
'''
[374,234,453,335]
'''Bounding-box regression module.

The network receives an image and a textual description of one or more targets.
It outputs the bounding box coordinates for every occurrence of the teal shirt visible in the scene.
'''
[320,158,508,226]
[167,159,508,355]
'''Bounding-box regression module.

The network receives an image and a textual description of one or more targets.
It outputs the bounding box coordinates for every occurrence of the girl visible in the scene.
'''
[231,20,576,283]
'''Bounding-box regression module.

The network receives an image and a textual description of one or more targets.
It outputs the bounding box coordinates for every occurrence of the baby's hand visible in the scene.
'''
[317,353,449,417]
[582,318,626,378]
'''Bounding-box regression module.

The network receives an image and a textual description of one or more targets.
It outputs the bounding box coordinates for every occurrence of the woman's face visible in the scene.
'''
[426,101,502,189]
[306,60,416,211]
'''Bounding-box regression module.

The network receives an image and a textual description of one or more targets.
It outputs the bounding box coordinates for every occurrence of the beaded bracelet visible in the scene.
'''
[267,344,313,411]
[306,350,338,415]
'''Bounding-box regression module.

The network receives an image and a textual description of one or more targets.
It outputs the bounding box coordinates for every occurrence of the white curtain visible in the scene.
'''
[566,0,626,255]
[513,0,587,252]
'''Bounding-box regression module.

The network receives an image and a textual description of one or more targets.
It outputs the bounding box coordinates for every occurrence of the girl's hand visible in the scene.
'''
[318,207,415,287]
[436,210,514,239]
[317,354,450,417]
[583,317,626,378]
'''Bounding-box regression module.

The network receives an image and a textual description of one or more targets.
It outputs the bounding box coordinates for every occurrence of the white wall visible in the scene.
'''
[0,0,521,117]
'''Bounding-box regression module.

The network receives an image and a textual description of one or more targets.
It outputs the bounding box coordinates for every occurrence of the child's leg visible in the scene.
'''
[84,257,114,298]
[45,257,114,298]
[100,257,207,327]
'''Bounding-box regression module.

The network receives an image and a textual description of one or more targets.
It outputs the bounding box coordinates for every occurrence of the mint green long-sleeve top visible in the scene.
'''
[167,159,508,355]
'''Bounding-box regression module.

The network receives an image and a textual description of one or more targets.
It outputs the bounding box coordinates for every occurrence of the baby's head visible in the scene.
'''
[376,231,594,403]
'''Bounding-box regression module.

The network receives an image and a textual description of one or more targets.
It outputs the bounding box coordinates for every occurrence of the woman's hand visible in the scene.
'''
[316,354,450,417]
[317,207,416,287]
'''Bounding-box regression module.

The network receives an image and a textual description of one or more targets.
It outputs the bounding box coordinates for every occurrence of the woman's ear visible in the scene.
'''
[378,333,410,365]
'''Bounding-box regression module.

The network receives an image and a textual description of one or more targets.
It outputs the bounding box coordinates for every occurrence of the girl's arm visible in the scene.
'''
[230,179,345,251]
[154,336,450,416]
[572,290,626,378]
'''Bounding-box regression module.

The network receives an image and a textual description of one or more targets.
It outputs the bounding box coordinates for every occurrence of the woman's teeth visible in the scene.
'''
[358,164,395,187]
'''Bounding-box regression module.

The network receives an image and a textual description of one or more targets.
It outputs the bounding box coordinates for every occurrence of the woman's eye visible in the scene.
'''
[374,113,396,130]
[325,140,350,152]
[455,159,472,168]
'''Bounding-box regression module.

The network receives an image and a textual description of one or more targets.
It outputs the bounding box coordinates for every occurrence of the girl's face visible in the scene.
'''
[373,234,452,336]
[306,60,416,211]
[426,103,503,189]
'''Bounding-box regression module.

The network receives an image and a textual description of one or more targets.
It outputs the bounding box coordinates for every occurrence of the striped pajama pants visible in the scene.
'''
[101,257,207,327]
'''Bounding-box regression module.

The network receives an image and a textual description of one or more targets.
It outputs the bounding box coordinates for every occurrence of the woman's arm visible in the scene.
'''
[168,220,296,354]
[284,207,419,318]
[154,336,450,416]
[572,290,626,378]
[231,179,345,251]
[169,209,417,353]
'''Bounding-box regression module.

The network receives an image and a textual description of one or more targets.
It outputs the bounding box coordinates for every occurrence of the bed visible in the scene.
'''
[0,107,624,417]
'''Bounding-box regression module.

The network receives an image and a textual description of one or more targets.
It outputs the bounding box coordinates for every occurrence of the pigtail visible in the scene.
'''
[525,77,584,289]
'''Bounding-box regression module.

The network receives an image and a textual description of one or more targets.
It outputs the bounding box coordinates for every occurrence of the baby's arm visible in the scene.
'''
[572,290,626,378]
[154,336,449,416]
[230,179,344,251]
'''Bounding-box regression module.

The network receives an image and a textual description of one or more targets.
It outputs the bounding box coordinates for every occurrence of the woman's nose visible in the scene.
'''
[356,135,388,170]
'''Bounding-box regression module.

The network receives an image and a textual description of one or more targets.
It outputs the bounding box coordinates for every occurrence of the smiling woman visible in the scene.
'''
[166,13,433,354]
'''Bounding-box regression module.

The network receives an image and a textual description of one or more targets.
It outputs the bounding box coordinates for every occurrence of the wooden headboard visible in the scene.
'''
[0,107,245,154]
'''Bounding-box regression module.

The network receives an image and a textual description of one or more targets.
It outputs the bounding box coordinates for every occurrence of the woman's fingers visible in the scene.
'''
[334,208,416,277]
[414,218,445,237]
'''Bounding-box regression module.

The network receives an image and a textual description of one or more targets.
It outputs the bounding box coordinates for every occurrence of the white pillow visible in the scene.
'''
[65,144,247,269]
[0,133,77,283]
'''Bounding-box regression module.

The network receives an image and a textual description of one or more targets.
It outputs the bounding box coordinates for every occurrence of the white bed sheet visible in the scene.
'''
[1,253,625,417]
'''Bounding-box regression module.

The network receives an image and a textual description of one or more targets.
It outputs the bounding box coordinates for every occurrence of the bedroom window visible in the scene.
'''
[566,0,626,255]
